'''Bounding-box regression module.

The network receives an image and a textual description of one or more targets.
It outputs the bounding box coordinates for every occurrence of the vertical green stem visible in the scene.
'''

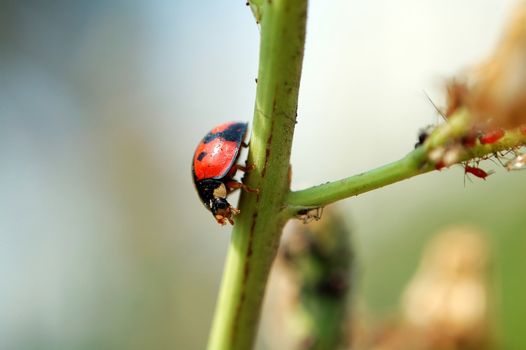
[207,1,308,349]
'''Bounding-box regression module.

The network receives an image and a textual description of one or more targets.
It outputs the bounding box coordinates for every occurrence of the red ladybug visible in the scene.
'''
[192,121,255,225]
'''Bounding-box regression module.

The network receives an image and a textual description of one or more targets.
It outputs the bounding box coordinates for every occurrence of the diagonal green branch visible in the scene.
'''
[287,110,526,209]
[287,147,432,208]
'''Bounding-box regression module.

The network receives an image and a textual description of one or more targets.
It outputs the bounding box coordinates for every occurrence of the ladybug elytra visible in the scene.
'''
[192,121,256,225]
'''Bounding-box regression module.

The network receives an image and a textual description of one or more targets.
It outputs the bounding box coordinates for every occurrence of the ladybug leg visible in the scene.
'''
[227,163,256,179]
[226,180,259,194]
[233,163,255,173]
[226,207,240,225]
[226,209,239,225]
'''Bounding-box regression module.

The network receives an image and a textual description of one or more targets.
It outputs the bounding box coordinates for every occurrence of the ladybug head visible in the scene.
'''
[194,179,241,225]
[211,197,239,225]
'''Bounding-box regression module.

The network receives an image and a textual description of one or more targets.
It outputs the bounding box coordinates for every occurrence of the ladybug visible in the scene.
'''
[192,121,256,225]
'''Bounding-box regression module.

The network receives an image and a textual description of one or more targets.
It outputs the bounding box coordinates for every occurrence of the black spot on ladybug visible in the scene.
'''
[197,151,207,161]
[203,123,246,144]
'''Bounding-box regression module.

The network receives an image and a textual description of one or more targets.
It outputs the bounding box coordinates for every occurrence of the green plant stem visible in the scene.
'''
[288,110,526,209]
[207,1,308,349]
[207,2,526,347]
[287,147,433,207]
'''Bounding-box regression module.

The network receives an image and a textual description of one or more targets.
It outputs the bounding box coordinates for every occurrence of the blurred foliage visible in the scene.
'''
[356,226,494,350]
[260,208,353,350]
[359,172,526,350]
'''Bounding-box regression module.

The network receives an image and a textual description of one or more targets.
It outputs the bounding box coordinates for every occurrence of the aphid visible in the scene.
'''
[192,121,256,225]
[464,165,492,180]
[414,125,435,148]
[506,153,526,171]
[479,129,505,145]
[296,207,324,224]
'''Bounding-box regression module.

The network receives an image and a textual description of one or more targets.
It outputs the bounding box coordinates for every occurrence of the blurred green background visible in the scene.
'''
[2,0,524,349]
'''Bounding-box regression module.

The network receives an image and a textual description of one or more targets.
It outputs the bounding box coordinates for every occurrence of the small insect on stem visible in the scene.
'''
[414,125,435,149]
[479,129,505,145]
[464,165,493,180]
[296,207,324,224]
